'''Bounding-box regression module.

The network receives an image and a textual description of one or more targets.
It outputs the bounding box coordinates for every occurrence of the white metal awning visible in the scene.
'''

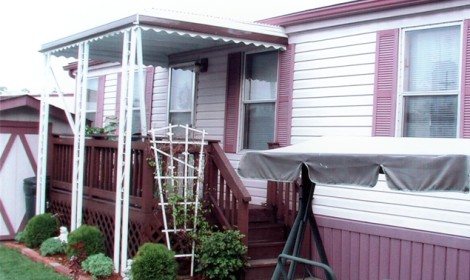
[39,9,288,66]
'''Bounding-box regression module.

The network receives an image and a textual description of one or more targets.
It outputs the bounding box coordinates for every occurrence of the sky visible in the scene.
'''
[0,0,351,94]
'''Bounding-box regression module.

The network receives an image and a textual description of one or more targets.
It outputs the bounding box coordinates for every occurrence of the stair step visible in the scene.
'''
[249,205,275,223]
[248,241,285,260]
[244,258,318,280]
[244,258,277,280]
[248,222,286,243]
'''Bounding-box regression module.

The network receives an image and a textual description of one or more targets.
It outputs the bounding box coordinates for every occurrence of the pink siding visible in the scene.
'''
[115,73,122,114]
[224,52,242,153]
[275,44,295,147]
[372,29,399,137]
[310,216,470,280]
[95,76,106,126]
[461,19,470,138]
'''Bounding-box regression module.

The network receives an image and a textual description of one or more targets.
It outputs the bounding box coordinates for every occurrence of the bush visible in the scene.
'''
[131,243,177,280]
[40,237,65,256]
[15,231,25,243]
[66,225,105,259]
[23,213,60,248]
[196,229,248,280]
[82,253,114,279]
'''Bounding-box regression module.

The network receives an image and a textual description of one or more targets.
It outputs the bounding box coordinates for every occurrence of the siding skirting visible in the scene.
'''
[312,215,470,280]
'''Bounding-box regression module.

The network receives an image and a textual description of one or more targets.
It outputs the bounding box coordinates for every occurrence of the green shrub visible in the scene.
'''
[23,213,60,248]
[131,243,177,280]
[66,225,105,258]
[40,237,65,256]
[15,231,25,243]
[196,229,248,280]
[82,253,114,279]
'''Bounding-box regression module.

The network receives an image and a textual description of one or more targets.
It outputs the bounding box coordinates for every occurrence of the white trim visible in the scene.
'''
[396,21,464,137]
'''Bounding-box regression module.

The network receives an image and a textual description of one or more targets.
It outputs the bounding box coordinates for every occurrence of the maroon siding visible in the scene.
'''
[275,45,295,147]
[461,19,470,138]
[372,29,398,137]
[310,216,470,280]
[224,52,242,153]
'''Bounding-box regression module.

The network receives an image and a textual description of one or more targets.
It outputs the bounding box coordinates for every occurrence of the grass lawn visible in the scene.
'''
[0,244,68,280]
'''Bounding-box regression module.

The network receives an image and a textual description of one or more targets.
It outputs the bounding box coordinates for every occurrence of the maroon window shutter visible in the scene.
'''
[145,66,155,127]
[224,52,242,153]
[461,19,470,138]
[372,29,399,136]
[95,76,106,126]
[275,44,295,147]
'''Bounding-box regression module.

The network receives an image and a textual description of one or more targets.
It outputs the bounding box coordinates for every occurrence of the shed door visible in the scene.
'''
[0,121,38,240]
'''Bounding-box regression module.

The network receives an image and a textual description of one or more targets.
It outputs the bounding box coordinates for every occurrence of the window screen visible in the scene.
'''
[243,51,278,150]
[168,66,196,136]
[402,24,461,137]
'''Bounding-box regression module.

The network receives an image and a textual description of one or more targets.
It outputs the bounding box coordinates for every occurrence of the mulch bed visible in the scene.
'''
[2,242,122,280]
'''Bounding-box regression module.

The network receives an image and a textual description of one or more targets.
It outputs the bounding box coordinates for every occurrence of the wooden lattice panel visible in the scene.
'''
[83,208,115,256]
[48,189,167,259]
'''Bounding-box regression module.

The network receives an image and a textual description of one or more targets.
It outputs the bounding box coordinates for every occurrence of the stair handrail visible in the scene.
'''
[205,140,251,244]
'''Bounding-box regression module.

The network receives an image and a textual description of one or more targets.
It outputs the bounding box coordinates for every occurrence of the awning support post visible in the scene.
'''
[70,41,89,231]
[36,53,52,215]
[271,164,334,280]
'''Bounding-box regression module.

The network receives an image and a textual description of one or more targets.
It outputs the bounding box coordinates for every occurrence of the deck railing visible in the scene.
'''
[266,143,300,229]
[204,140,251,244]
[50,135,154,210]
[48,135,252,255]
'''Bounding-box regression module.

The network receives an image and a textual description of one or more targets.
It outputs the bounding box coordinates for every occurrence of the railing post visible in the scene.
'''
[141,139,154,214]
[237,200,249,246]
[205,141,219,200]
[267,142,280,209]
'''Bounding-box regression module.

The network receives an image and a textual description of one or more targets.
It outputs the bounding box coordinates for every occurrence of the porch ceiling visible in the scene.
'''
[39,9,288,67]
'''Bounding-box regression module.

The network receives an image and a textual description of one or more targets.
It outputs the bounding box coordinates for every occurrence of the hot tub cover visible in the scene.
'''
[237,137,470,192]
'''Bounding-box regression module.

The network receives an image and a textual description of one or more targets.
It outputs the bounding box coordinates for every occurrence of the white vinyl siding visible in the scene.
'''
[194,53,227,142]
[174,48,267,204]
[291,32,376,143]
[288,4,470,237]
[151,67,169,133]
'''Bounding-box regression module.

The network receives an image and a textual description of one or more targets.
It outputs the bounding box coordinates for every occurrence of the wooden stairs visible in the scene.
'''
[243,205,287,280]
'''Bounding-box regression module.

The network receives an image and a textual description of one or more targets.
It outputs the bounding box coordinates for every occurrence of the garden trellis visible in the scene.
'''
[149,124,207,276]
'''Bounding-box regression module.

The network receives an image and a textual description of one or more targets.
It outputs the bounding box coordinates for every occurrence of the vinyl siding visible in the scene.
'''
[287,5,470,238]
[150,67,168,134]
[291,32,376,143]
[103,73,119,120]
[170,46,271,205]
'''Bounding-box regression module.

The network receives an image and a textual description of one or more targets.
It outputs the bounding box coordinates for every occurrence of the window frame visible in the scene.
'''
[240,50,279,151]
[396,22,463,137]
[167,62,197,128]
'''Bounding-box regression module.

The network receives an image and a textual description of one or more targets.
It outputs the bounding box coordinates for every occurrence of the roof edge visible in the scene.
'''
[40,15,138,53]
[259,0,444,26]
[40,10,288,54]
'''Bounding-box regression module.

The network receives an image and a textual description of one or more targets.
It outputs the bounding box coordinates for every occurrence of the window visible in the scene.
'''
[400,24,461,138]
[242,51,278,150]
[131,70,146,134]
[168,65,196,134]
[86,77,99,126]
